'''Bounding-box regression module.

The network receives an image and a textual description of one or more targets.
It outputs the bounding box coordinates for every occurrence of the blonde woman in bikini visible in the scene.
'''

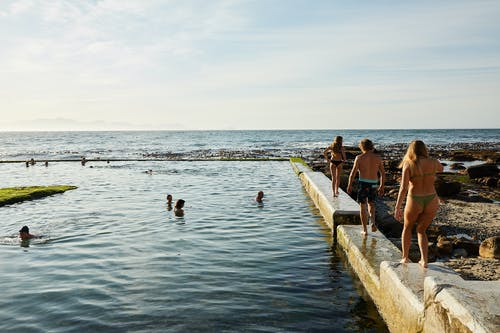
[394,140,443,268]
[323,136,347,197]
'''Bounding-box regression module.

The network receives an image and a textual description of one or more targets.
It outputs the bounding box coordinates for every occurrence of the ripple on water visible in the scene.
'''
[0,161,388,332]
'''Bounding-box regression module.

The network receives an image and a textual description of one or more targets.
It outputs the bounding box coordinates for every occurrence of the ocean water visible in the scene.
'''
[0,129,497,332]
[0,129,498,161]
[0,160,389,332]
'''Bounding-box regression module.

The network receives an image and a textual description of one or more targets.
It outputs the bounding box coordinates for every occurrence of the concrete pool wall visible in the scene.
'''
[291,159,499,333]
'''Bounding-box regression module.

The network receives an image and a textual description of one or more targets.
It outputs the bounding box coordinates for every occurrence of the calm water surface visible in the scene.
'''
[0,161,388,332]
[0,129,498,160]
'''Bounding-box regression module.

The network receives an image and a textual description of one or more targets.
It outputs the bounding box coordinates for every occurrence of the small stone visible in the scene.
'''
[479,236,500,259]
[437,236,453,256]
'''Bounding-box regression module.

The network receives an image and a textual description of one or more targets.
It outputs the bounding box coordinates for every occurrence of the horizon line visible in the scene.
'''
[0,127,498,133]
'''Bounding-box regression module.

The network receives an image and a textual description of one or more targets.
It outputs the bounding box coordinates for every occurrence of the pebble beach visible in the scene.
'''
[307,142,500,281]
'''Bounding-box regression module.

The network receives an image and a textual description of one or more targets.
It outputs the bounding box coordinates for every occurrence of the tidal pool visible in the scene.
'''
[0,161,388,332]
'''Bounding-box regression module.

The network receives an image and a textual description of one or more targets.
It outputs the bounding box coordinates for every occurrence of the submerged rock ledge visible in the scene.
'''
[0,186,77,207]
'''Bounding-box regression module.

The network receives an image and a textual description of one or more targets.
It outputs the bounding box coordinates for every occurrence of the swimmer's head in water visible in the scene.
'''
[175,199,185,209]
[19,225,29,233]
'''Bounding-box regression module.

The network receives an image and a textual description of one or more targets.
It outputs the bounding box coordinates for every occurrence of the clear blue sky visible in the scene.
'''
[1,0,499,130]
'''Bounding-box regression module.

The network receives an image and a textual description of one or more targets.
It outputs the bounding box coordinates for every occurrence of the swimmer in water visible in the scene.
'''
[255,191,264,203]
[166,194,173,211]
[174,199,185,217]
[19,225,37,241]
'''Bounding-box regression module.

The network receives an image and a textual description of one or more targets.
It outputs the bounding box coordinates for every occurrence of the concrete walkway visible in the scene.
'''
[291,159,500,333]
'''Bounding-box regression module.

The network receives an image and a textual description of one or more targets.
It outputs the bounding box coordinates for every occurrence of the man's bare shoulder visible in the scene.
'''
[357,152,371,161]
[373,152,383,162]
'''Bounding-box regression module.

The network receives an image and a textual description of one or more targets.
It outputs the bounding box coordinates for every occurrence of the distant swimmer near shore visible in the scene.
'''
[19,225,38,241]
[166,194,173,211]
[174,199,185,217]
[255,191,264,203]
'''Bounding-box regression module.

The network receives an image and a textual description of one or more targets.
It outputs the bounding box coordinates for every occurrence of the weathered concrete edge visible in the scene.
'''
[379,261,425,333]
[291,161,335,229]
[423,276,500,333]
[290,160,359,231]
[337,225,420,333]
[337,226,381,292]
[290,159,500,333]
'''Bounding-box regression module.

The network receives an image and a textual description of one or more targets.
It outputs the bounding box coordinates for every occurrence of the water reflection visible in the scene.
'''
[0,161,389,332]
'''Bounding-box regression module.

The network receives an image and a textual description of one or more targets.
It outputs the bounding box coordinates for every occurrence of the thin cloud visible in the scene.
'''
[0,0,499,130]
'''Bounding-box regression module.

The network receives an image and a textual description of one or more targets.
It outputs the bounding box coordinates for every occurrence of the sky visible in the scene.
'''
[1,0,499,131]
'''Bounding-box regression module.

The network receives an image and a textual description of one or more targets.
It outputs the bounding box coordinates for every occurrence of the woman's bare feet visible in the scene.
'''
[371,223,377,232]
[400,258,409,264]
[418,260,428,268]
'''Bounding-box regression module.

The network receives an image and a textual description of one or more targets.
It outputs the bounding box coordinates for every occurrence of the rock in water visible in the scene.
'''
[479,236,500,259]
[435,179,461,197]
[467,163,498,179]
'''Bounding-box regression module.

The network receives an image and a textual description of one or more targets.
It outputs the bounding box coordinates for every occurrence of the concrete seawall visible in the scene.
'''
[291,159,500,333]
[290,160,360,232]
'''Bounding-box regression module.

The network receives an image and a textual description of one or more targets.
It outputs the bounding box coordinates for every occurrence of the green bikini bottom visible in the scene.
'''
[410,193,437,208]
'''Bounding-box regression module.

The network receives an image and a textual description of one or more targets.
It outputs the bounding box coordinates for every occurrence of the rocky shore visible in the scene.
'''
[305,142,500,281]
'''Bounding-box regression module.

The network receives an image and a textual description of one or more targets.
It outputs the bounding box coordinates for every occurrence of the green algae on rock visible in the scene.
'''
[0,186,77,207]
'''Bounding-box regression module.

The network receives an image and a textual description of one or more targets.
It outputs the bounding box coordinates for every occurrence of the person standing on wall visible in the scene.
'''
[347,139,385,236]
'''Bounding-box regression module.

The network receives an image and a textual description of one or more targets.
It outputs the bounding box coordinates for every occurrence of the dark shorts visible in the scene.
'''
[357,181,378,203]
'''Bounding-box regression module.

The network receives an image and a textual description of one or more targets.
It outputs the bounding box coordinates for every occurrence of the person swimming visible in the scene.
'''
[255,191,264,203]
[174,199,185,217]
[19,225,37,241]
[166,194,173,211]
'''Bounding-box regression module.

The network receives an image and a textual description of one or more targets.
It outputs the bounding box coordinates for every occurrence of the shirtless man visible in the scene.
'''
[19,225,37,241]
[347,139,385,236]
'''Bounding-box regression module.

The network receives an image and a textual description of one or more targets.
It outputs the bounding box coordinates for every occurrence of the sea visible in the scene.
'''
[0,129,498,333]
[0,128,498,161]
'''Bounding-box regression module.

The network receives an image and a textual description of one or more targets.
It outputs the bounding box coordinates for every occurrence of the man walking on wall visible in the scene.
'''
[347,139,385,236]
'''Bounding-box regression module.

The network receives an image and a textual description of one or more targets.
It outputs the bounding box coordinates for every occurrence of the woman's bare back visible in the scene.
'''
[408,158,443,195]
